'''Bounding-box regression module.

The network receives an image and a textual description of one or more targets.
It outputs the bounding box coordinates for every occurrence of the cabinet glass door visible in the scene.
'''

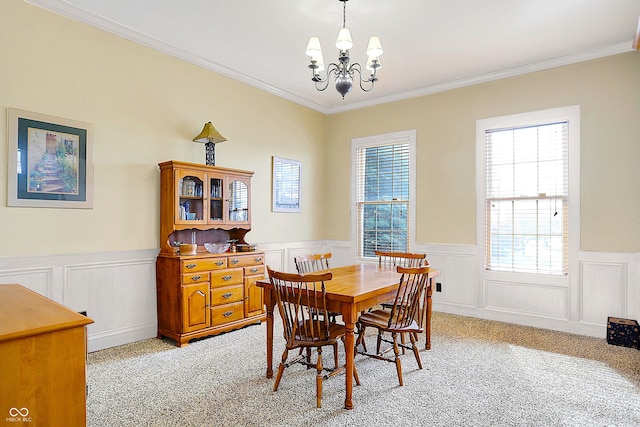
[209,176,224,222]
[176,170,205,224]
[228,179,249,223]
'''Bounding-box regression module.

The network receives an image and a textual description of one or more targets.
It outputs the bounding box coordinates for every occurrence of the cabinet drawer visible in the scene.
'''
[211,301,244,324]
[182,258,227,273]
[227,254,265,268]
[244,265,265,276]
[181,272,210,284]
[211,285,244,306]
[210,268,243,288]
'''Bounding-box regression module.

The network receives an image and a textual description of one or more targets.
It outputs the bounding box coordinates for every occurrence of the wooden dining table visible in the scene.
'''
[256,262,440,409]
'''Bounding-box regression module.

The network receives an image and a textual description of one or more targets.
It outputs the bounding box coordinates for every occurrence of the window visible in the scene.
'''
[477,106,580,277]
[351,130,416,260]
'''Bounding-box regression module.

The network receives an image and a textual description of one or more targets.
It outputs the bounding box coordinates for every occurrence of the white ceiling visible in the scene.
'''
[26,0,640,114]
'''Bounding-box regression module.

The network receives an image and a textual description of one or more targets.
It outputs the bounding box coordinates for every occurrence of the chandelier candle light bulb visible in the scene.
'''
[306,0,383,99]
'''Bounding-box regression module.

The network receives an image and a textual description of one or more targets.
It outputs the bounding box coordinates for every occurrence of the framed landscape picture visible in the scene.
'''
[272,156,301,213]
[7,108,94,208]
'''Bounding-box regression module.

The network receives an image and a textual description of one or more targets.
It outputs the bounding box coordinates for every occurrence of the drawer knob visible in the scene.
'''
[186,263,197,269]
[231,259,239,264]
[222,275,233,281]
[223,310,234,317]
[255,257,263,262]
[250,268,258,273]
[222,292,233,299]
[191,275,202,281]
[215,261,225,266]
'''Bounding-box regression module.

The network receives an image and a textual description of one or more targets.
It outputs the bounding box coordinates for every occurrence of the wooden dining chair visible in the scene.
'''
[294,252,332,274]
[355,265,430,386]
[295,252,339,324]
[364,251,429,352]
[375,250,427,268]
[267,267,360,408]
[377,251,429,310]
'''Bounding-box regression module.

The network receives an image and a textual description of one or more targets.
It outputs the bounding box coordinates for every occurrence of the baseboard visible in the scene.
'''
[88,322,158,353]
[434,302,605,338]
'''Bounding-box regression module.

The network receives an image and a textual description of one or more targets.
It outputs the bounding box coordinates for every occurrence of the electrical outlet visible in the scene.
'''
[436,282,442,292]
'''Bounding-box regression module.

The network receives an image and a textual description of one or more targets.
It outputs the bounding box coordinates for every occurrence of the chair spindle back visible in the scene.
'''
[267,268,333,346]
[294,253,332,274]
[387,266,430,330]
[375,251,428,268]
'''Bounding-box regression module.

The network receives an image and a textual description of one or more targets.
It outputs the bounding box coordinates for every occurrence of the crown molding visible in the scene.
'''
[24,1,635,116]
[24,0,331,114]
[327,41,635,114]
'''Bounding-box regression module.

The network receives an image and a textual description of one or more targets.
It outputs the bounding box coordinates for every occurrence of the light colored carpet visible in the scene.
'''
[86,312,640,426]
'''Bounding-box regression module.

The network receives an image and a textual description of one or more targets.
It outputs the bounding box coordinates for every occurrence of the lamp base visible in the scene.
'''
[205,142,216,166]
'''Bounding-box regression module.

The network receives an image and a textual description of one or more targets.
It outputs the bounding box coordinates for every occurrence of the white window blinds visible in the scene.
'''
[484,122,569,275]
[355,142,410,258]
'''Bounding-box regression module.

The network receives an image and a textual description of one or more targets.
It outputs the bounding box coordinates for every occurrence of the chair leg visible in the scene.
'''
[353,356,361,386]
[273,349,289,392]
[298,347,311,368]
[316,347,323,408]
[355,323,367,352]
[400,332,406,354]
[357,316,369,352]
[391,332,403,386]
[376,330,383,355]
[343,336,361,386]
[333,343,339,369]
[410,331,423,370]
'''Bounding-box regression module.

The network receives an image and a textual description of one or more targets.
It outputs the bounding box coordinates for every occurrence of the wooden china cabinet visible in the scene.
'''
[156,160,265,347]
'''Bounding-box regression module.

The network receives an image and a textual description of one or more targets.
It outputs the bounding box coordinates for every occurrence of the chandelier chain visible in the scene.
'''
[343,1,347,29]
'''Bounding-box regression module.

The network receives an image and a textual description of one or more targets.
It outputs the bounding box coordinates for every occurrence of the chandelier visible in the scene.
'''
[305,0,383,99]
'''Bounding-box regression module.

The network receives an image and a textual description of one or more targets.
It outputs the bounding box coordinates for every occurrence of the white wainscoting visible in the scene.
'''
[0,249,158,352]
[411,244,640,338]
[579,251,640,326]
[259,240,354,273]
[1,243,637,352]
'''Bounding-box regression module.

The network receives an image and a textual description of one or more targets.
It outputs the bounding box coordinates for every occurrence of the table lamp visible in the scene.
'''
[193,121,227,166]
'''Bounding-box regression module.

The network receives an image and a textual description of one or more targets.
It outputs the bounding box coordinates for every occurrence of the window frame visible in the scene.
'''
[351,130,417,262]
[476,106,580,285]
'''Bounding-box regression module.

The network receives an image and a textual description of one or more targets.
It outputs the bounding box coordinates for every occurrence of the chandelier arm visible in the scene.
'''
[312,63,341,91]
[350,62,377,83]
[350,63,376,92]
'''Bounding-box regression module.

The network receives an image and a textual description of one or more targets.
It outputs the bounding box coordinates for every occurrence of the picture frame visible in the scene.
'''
[272,156,301,213]
[7,108,94,208]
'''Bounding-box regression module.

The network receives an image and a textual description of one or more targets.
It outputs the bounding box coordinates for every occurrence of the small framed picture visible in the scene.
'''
[7,108,94,208]
[272,156,301,213]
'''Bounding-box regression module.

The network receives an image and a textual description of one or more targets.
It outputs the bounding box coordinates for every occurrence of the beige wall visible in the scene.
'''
[327,53,640,252]
[2,0,639,257]
[0,0,327,256]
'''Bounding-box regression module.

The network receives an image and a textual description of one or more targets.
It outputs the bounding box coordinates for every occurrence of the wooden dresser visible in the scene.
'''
[156,251,266,347]
[0,284,94,426]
